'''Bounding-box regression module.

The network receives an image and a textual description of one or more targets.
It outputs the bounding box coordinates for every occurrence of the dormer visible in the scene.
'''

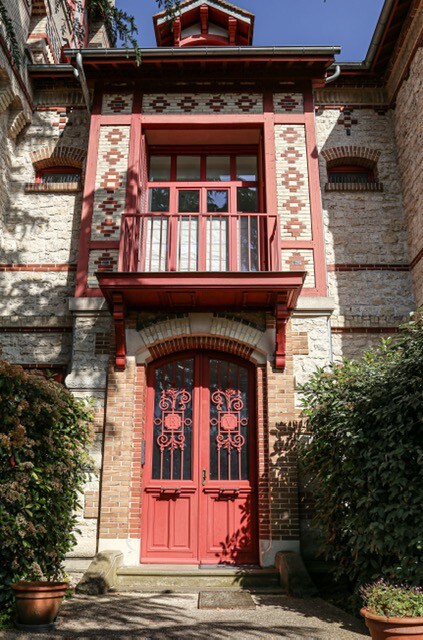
[153,0,254,47]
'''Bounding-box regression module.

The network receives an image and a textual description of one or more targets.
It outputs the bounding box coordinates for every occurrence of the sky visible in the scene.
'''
[117,0,385,62]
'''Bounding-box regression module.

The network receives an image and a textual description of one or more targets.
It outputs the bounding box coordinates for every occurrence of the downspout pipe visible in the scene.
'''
[325,64,341,84]
[72,51,91,114]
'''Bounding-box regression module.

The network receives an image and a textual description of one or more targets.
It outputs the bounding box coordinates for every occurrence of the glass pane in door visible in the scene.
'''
[152,358,194,480]
[209,359,250,481]
[149,187,170,212]
[207,190,229,213]
[237,187,258,213]
[239,216,259,272]
[206,156,231,181]
[178,190,200,213]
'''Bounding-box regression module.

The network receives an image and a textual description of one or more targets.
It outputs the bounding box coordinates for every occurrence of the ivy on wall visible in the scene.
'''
[0,0,180,68]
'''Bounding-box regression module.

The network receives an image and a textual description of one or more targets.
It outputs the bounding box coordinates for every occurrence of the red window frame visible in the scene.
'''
[327,164,375,183]
[146,147,263,214]
[35,166,82,184]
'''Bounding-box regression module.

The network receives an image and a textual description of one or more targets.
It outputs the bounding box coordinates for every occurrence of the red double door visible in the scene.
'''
[141,352,258,565]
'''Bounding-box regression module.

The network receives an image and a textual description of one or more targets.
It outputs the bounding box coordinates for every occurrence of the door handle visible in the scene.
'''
[202,468,207,485]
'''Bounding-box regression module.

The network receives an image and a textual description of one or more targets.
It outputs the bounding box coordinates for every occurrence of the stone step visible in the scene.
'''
[64,557,93,574]
[115,565,282,592]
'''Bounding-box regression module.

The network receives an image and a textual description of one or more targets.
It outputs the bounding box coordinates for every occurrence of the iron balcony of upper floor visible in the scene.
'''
[96,212,305,313]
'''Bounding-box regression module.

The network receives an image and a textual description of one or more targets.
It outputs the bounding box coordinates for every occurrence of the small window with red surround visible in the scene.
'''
[36,167,82,184]
[327,164,375,185]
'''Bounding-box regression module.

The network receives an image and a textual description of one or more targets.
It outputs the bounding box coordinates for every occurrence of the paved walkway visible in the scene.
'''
[2,592,369,639]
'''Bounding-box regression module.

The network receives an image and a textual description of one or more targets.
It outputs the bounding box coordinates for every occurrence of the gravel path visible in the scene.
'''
[1,592,369,639]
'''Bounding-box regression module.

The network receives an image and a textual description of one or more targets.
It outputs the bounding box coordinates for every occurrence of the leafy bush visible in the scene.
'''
[0,362,93,616]
[361,580,423,618]
[300,313,423,592]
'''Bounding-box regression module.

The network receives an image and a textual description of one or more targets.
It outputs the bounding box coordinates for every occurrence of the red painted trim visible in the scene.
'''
[99,115,132,126]
[126,116,142,214]
[263,91,278,237]
[304,88,327,297]
[89,241,120,250]
[410,247,423,271]
[75,86,103,297]
[0,263,76,271]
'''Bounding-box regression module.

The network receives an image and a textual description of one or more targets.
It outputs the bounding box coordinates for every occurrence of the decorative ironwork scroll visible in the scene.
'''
[155,388,192,453]
[211,387,247,454]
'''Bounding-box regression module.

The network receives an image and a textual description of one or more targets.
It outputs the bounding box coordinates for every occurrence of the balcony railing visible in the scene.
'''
[119,213,281,273]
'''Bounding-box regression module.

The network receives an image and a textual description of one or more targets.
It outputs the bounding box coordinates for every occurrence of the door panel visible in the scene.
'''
[142,353,258,565]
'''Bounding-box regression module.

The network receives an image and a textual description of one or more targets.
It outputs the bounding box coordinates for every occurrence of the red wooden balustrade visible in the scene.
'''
[118,213,281,273]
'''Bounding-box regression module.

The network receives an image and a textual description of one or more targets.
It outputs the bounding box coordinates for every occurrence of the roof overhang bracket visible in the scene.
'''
[275,299,289,370]
[112,293,127,371]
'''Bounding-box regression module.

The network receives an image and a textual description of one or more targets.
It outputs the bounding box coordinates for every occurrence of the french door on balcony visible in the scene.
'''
[139,151,269,273]
[141,353,258,565]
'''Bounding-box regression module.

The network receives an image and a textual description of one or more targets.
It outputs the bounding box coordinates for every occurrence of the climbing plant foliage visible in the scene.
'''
[300,313,423,591]
[0,362,94,614]
[0,0,180,68]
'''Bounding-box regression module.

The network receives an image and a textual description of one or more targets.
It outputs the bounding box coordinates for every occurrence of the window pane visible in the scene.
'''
[176,156,201,181]
[42,173,80,183]
[206,156,231,181]
[149,156,171,181]
[207,190,228,213]
[178,190,200,213]
[236,156,258,181]
[149,187,170,212]
[237,187,258,212]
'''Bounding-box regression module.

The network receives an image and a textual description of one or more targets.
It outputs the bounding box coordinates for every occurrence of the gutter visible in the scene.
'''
[63,45,341,60]
[71,51,91,114]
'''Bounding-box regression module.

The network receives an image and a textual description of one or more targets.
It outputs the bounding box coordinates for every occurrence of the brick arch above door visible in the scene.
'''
[127,312,273,366]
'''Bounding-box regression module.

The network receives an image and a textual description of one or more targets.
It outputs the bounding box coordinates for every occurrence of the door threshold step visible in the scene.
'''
[112,586,286,594]
[116,566,280,591]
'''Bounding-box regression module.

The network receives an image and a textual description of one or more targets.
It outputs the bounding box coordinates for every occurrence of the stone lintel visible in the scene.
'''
[293,297,335,317]
[69,297,108,313]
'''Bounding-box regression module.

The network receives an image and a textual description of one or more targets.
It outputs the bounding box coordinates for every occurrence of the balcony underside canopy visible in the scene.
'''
[97,270,305,371]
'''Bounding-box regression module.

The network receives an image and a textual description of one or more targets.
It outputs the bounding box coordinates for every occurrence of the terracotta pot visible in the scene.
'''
[361,607,423,640]
[12,581,69,630]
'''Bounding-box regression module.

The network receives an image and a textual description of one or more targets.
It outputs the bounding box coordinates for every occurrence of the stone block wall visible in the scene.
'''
[315,105,415,360]
[394,47,423,307]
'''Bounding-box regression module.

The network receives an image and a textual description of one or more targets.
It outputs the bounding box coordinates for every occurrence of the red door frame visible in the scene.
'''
[141,350,258,565]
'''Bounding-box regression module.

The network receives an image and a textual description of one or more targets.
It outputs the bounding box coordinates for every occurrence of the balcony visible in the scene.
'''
[119,212,281,273]
[96,212,305,371]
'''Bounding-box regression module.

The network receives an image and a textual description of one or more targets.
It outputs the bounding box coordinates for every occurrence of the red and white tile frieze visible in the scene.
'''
[142,93,263,114]
[102,93,134,115]
[87,250,119,288]
[273,93,304,114]
[91,126,130,241]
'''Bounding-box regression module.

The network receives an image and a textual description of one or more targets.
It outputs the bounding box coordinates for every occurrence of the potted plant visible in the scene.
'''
[0,362,93,630]
[360,580,423,640]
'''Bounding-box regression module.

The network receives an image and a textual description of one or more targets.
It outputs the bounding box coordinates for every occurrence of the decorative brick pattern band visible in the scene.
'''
[25,182,82,193]
[102,93,134,115]
[30,144,86,169]
[325,182,383,192]
[0,263,77,271]
[142,93,263,114]
[331,327,400,334]
[321,145,381,167]
[282,250,315,288]
[327,263,409,272]
[273,93,304,114]
[92,126,130,241]
[0,327,72,333]
[275,124,312,242]
[148,336,255,361]
[87,250,119,288]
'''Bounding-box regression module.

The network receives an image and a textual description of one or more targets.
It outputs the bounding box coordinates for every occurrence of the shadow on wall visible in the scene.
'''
[317,108,415,361]
[0,108,92,369]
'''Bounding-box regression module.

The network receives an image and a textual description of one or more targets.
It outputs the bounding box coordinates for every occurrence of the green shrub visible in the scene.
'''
[0,362,93,617]
[361,581,423,617]
[300,313,423,592]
